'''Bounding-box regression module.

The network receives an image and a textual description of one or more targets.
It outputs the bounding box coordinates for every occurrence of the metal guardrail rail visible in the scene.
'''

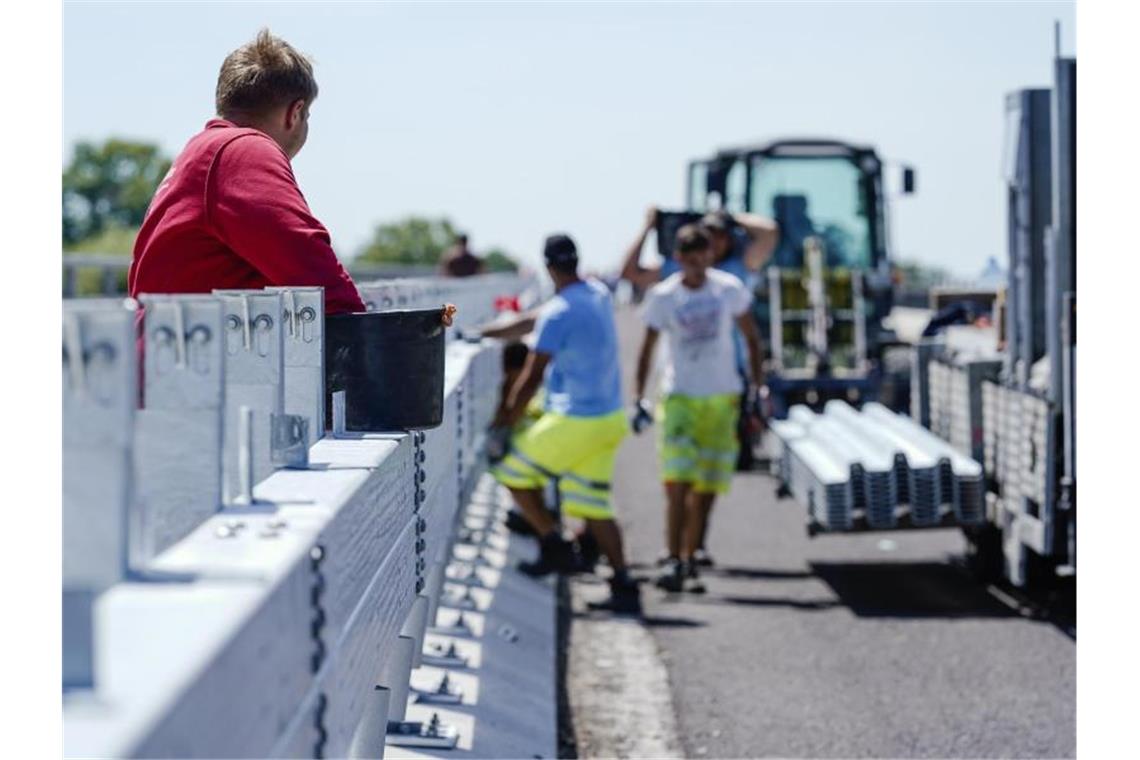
[62,272,540,758]
[769,401,985,535]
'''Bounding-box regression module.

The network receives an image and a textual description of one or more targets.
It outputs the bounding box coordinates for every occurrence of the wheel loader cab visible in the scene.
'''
[687,140,891,272]
[681,139,913,416]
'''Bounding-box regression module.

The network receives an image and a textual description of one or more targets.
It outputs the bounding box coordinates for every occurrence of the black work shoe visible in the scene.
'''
[683,561,707,594]
[575,531,601,573]
[692,548,715,568]
[518,534,576,577]
[505,510,537,536]
[587,578,643,616]
[655,557,685,593]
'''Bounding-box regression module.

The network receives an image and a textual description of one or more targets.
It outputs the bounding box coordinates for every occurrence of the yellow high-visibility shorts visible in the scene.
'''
[658,393,740,494]
[492,409,627,519]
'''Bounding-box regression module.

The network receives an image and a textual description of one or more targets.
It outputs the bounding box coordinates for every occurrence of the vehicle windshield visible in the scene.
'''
[749,156,873,269]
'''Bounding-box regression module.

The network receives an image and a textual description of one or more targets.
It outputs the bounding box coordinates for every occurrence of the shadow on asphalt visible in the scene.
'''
[810,561,1018,619]
[571,608,707,628]
[657,593,840,611]
[707,566,815,580]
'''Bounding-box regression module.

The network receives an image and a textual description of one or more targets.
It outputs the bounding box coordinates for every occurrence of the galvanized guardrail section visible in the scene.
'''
[769,401,984,534]
[63,273,539,758]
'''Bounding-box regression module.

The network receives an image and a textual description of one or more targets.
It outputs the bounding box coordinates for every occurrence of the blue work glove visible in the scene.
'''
[630,398,654,435]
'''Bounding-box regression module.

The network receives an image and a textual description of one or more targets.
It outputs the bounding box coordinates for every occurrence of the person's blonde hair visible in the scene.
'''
[215,29,318,117]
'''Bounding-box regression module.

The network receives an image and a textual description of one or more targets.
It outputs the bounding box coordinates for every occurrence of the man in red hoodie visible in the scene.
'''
[129,29,365,314]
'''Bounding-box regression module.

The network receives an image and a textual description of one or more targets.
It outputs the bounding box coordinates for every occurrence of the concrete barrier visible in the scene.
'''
[63,273,542,758]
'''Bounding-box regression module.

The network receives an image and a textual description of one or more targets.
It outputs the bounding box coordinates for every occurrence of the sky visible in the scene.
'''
[63,0,1075,277]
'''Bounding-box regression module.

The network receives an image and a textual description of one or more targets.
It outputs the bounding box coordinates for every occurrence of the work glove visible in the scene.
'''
[630,398,654,435]
[745,384,771,433]
[485,425,512,464]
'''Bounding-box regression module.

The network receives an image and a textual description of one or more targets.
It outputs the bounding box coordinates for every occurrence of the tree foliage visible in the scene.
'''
[483,248,518,273]
[62,139,171,246]
[357,215,519,272]
[357,216,459,266]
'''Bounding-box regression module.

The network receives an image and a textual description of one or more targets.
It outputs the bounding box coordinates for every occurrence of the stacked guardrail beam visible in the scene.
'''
[770,401,986,533]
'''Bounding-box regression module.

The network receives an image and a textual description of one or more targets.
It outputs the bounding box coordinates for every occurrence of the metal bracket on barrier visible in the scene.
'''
[386,713,459,750]
[429,612,475,638]
[331,390,346,437]
[265,286,324,447]
[63,298,138,691]
[136,295,226,559]
[271,413,310,469]
[422,641,468,669]
[414,673,464,705]
[441,584,476,611]
[213,290,285,505]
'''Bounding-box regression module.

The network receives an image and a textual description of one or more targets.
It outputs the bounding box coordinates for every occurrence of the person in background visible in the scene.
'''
[622,206,780,550]
[129,28,364,315]
[486,234,641,614]
[440,233,487,278]
[632,224,765,593]
[621,206,779,293]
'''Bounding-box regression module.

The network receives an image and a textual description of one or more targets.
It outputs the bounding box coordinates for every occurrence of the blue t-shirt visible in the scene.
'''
[534,279,624,417]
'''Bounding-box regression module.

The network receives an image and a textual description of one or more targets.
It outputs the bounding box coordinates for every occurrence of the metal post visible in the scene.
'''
[213,290,285,505]
[348,686,392,759]
[266,286,326,446]
[135,296,226,558]
[62,298,138,690]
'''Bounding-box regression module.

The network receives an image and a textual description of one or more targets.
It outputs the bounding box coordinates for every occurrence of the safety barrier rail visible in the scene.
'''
[768,401,984,535]
[62,272,539,758]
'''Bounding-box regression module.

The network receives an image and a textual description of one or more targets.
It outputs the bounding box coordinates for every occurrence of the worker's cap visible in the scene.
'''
[543,233,579,267]
[699,210,733,233]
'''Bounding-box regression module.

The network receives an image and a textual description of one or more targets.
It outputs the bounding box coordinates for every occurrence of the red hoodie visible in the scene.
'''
[129,119,365,314]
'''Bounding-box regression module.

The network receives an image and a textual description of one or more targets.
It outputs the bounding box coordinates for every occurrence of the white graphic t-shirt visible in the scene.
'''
[641,269,753,396]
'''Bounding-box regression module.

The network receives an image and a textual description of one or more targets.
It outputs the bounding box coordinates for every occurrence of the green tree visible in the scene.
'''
[357,216,521,272]
[483,248,519,273]
[62,138,171,246]
[357,216,459,266]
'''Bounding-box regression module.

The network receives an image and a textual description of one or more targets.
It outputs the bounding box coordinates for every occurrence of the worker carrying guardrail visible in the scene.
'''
[632,223,767,593]
[128,29,365,315]
[481,234,642,615]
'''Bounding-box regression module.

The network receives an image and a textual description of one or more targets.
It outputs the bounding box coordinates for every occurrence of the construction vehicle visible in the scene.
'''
[725,34,1071,592]
[663,138,916,418]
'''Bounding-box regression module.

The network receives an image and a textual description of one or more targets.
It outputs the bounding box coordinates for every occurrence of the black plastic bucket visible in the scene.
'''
[325,309,445,431]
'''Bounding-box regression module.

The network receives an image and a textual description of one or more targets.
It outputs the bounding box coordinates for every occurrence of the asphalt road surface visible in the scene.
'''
[566,306,1075,759]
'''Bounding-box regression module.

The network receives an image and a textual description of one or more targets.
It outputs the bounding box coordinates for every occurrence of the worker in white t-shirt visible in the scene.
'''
[632,224,765,593]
